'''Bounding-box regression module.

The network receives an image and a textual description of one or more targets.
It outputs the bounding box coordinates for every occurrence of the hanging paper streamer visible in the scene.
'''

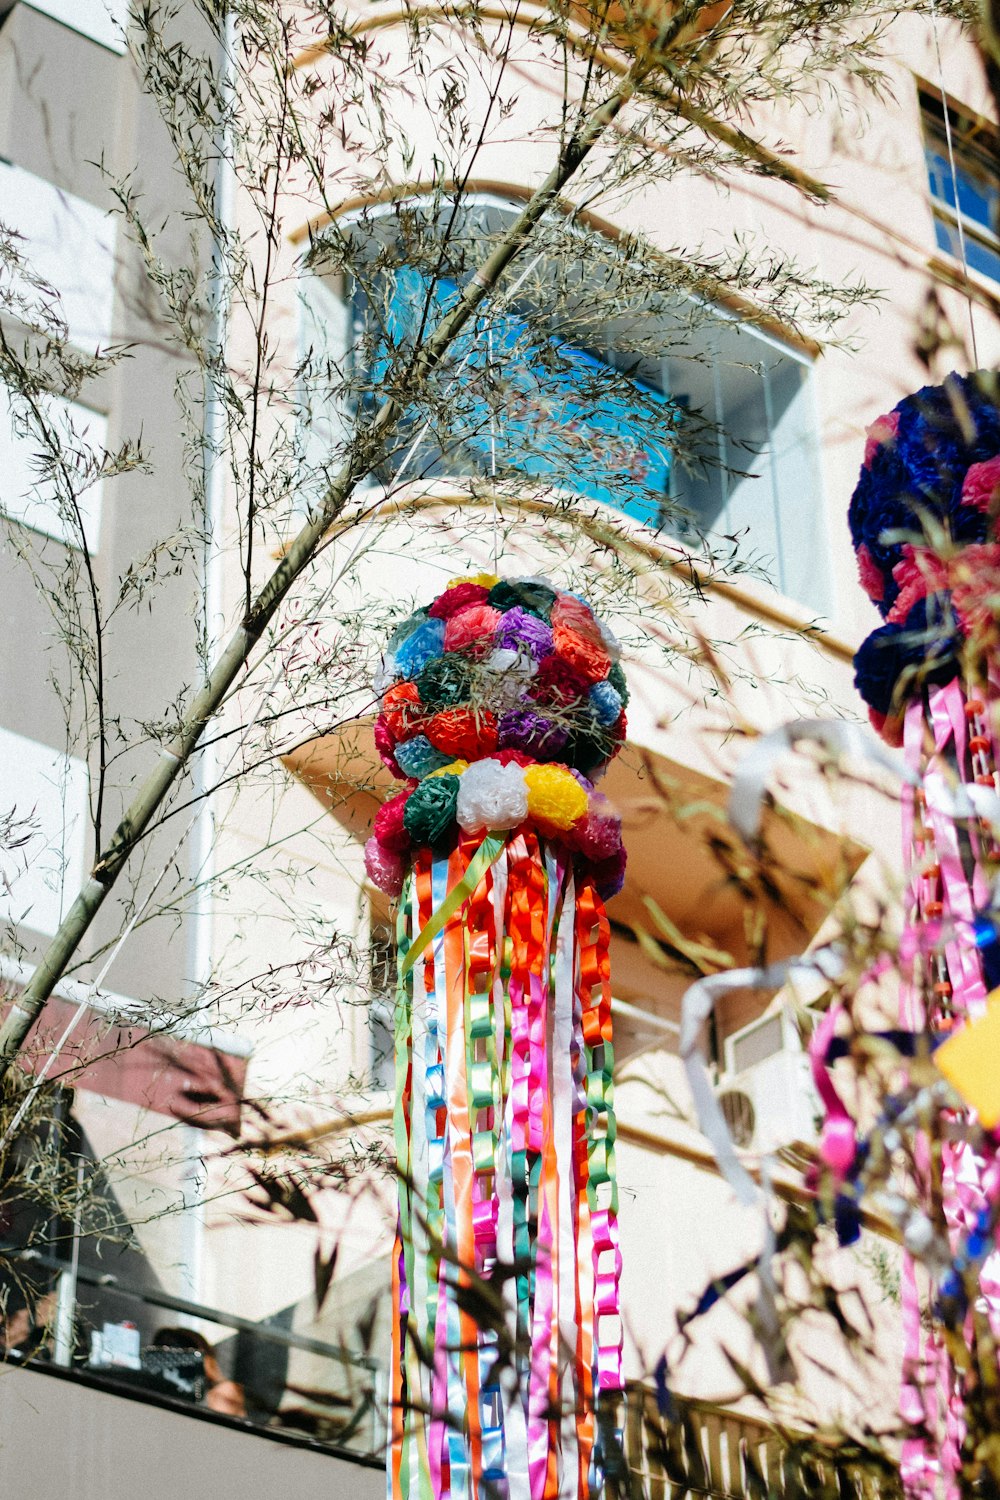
[848,372,1000,1498]
[367,575,628,1500]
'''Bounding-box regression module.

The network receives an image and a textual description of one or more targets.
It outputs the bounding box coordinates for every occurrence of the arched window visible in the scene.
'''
[299,193,828,613]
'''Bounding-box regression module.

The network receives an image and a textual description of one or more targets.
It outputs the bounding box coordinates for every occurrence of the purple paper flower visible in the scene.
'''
[495,607,553,661]
[498,708,569,758]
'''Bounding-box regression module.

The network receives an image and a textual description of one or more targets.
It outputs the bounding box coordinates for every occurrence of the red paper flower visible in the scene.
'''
[531,653,589,708]
[374,786,416,852]
[374,715,405,779]
[495,747,534,769]
[428,582,490,619]
[382,682,424,739]
[424,707,498,760]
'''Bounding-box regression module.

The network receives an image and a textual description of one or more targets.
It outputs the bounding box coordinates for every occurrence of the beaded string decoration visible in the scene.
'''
[366,574,627,1500]
[848,372,1000,1497]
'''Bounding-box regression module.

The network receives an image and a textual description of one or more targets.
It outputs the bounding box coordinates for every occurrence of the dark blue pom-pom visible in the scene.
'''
[853,596,962,715]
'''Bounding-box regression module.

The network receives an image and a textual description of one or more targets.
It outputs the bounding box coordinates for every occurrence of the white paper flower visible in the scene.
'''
[595,616,622,662]
[482,647,538,710]
[373,656,398,698]
[456,758,528,832]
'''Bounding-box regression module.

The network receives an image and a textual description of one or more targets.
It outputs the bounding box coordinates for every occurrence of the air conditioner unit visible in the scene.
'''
[715,1007,819,1154]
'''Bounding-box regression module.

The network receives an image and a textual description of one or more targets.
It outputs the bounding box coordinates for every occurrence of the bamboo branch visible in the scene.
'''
[0,0,713,1081]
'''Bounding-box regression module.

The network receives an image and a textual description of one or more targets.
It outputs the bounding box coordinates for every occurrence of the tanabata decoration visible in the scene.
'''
[847,372,1000,1498]
[366,575,628,1500]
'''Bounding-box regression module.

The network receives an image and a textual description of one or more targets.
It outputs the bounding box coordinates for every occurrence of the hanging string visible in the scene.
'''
[930,0,981,369]
[488,322,499,573]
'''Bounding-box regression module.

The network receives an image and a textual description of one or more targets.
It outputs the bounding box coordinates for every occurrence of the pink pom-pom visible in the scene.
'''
[374,788,413,852]
[443,604,502,657]
[573,804,623,862]
[862,410,899,467]
[961,455,1000,513]
[855,544,884,604]
[364,836,406,897]
[886,544,948,625]
[374,715,405,779]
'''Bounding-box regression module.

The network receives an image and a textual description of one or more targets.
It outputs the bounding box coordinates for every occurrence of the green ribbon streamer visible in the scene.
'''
[400,834,506,980]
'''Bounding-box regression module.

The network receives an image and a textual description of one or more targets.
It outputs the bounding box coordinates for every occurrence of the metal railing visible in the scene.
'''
[0,1246,384,1461]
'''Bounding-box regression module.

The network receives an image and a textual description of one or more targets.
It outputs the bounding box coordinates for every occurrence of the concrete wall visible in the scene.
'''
[0,1364,383,1500]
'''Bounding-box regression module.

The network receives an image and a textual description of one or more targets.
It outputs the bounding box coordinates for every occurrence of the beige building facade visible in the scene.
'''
[2,0,1000,1491]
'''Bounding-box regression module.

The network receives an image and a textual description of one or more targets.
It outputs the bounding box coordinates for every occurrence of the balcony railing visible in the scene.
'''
[1,1249,895,1498]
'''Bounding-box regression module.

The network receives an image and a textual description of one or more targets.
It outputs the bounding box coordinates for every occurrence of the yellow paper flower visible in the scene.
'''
[523,764,588,831]
[428,759,469,779]
[447,573,499,589]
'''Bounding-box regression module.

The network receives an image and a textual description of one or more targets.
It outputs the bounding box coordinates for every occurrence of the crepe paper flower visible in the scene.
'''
[572,801,623,861]
[495,607,553,660]
[856,544,885,604]
[595,615,623,662]
[853,597,963,717]
[429,582,490,619]
[498,708,569,758]
[373,659,399,697]
[374,788,415,853]
[448,572,499,589]
[863,411,900,468]
[427,759,469,778]
[456,758,529,832]
[394,734,454,780]
[524,764,589,832]
[417,653,473,710]
[608,660,630,709]
[551,593,602,641]
[443,604,503,657]
[403,773,461,849]
[589,680,623,727]
[886,545,950,625]
[395,617,446,678]
[495,747,534,769]
[962,455,1000,514]
[364,836,407,897]
[488,579,556,619]
[424,706,498,760]
[382,682,424,740]
[553,623,611,686]
[387,606,430,654]
[592,845,627,901]
[532,653,589,709]
[949,544,1000,641]
[374,716,405,779]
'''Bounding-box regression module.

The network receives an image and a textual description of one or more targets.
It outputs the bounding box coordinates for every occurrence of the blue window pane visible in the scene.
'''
[360,267,675,527]
[925,137,1000,246]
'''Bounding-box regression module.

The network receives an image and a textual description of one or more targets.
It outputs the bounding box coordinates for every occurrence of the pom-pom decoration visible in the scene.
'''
[849,371,1000,736]
[847,374,1000,1497]
[371,577,628,1500]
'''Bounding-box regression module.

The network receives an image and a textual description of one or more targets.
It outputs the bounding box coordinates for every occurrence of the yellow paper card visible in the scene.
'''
[935,989,1000,1128]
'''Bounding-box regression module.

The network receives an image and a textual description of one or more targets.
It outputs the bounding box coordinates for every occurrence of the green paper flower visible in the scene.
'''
[488,580,556,619]
[608,660,630,709]
[402,773,460,849]
[417,653,473,710]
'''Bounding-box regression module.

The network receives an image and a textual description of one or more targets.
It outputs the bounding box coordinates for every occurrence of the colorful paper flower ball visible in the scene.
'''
[849,372,1000,739]
[366,576,630,896]
[374,575,627,780]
